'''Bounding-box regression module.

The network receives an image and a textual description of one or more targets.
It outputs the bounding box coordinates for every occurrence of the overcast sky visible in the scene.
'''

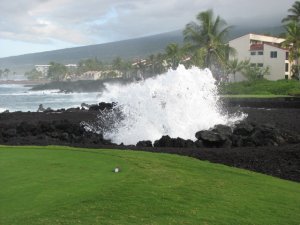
[0,0,294,58]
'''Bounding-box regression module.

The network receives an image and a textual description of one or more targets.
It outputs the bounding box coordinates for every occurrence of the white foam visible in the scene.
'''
[98,65,246,145]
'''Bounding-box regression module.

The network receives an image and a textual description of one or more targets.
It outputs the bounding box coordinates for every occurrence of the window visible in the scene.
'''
[258,51,264,55]
[257,63,263,67]
[285,63,289,72]
[286,52,289,60]
[270,51,277,58]
[250,51,256,55]
[250,63,256,67]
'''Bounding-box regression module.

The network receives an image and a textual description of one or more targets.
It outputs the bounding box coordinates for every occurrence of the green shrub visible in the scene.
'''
[288,89,300,96]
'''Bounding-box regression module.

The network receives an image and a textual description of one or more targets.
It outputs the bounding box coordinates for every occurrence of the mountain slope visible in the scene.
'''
[0,25,284,73]
[0,31,183,73]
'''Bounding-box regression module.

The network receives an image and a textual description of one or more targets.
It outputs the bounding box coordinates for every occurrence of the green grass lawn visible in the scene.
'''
[1,146,300,225]
[221,94,291,98]
[220,79,300,96]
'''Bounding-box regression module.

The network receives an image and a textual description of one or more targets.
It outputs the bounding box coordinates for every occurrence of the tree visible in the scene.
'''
[25,69,43,80]
[242,65,270,81]
[154,53,167,74]
[77,58,103,75]
[183,10,232,69]
[282,1,300,24]
[165,43,181,69]
[282,21,300,80]
[47,62,67,81]
[112,57,133,78]
[147,54,156,75]
[226,59,249,82]
[3,68,10,78]
[112,57,123,70]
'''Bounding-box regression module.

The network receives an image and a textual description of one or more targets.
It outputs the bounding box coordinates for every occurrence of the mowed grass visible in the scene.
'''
[1,146,300,225]
[220,79,300,96]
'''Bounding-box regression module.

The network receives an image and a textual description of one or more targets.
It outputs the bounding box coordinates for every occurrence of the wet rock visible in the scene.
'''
[212,124,233,137]
[195,130,229,148]
[153,135,172,147]
[250,124,282,146]
[233,122,254,136]
[136,140,153,147]
[154,136,195,148]
[89,102,115,111]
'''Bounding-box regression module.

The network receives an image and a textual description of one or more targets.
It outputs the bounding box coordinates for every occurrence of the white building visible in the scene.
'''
[35,64,78,77]
[35,65,50,77]
[229,33,290,81]
[65,64,78,69]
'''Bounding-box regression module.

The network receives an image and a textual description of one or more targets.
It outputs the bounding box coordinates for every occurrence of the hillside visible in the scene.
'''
[0,25,284,73]
[0,31,183,73]
[1,146,299,225]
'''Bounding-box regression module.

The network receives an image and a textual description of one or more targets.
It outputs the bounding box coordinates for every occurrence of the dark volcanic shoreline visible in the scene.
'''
[1,105,300,182]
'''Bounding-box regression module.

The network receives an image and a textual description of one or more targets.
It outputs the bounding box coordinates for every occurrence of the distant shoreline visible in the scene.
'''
[0,80,49,85]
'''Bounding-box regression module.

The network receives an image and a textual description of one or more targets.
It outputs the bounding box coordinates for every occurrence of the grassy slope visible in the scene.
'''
[1,146,300,225]
[220,79,300,96]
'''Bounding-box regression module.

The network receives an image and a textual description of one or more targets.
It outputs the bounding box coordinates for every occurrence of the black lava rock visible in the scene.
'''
[136,140,153,147]
[195,130,229,148]
[154,136,195,148]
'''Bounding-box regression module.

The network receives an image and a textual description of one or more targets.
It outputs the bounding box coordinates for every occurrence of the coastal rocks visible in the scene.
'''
[37,104,54,112]
[88,102,115,111]
[2,128,17,138]
[195,125,232,148]
[153,135,195,148]
[0,119,114,147]
[195,122,300,148]
[136,140,153,147]
[151,122,300,149]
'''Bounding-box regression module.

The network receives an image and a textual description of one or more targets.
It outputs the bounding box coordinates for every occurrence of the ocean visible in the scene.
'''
[0,83,100,112]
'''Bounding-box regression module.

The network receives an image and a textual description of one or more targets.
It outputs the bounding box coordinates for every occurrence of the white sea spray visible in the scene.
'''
[97,65,246,145]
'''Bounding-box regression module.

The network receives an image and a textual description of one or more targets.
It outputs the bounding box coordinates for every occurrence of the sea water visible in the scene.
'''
[98,65,246,145]
[0,84,99,112]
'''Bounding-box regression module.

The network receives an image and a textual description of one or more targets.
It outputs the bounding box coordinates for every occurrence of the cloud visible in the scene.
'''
[0,0,295,46]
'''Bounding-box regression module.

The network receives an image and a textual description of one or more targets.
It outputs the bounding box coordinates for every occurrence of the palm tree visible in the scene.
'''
[155,53,167,74]
[165,43,181,70]
[47,62,67,81]
[4,68,10,78]
[112,57,123,70]
[283,21,300,80]
[282,1,300,24]
[242,65,270,81]
[183,10,232,69]
[147,54,156,75]
[226,59,249,82]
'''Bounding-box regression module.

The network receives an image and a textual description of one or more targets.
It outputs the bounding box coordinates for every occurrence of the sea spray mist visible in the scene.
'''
[91,65,246,145]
